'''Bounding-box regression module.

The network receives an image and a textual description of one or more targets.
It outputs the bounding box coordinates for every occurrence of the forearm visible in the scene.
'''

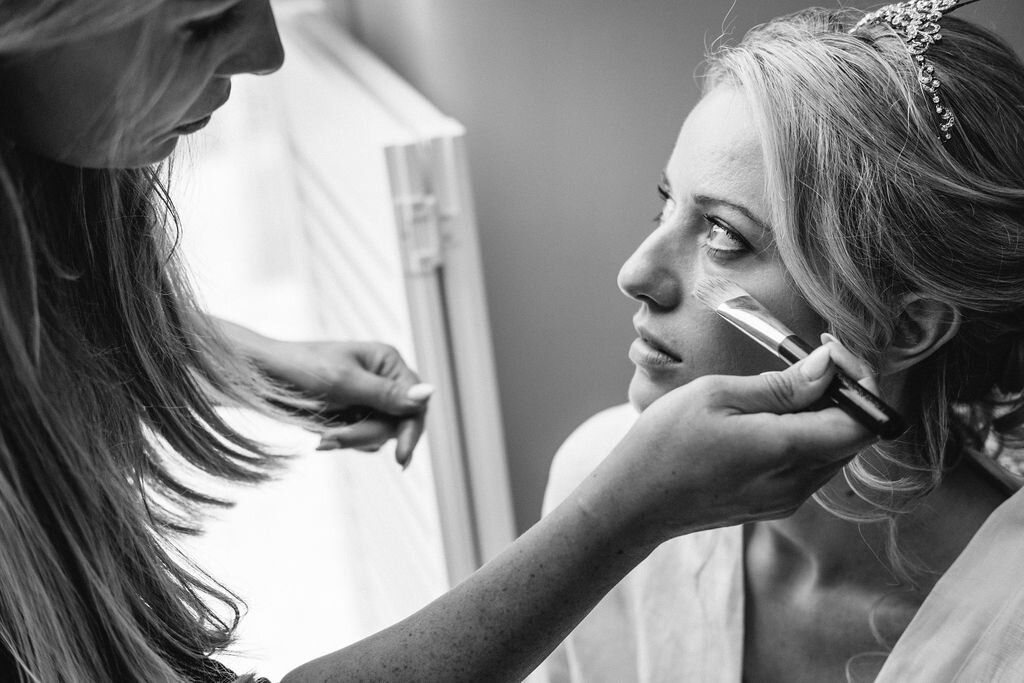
[279,350,877,681]
[205,316,288,377]
[281,477,664,683]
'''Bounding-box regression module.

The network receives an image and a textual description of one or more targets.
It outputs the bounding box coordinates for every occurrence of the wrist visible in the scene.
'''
[544,481,660,584]
[570,446,695,556]
[212,318,295,378]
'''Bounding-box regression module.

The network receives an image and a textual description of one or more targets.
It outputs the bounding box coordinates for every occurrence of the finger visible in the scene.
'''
[778,453,858,508]
[332,342,433,415]
[338,368,434,416]
[749,406,878,465]
[857,372,881,395]
[332,406,375,424]
[820,333,877,387]
[394,415,426,469]
[316,418,398,451]
[735,347,899,442]
[719,345,838,415]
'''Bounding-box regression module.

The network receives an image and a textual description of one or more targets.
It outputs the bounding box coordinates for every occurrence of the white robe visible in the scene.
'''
[875,484,1024,682]
[539,405,1024,683]
[538,404,745,683]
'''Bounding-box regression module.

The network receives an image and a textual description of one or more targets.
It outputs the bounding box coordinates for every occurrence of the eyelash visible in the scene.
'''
[183,7,239,42]
[652,183,751,258]
[701,215,750,259]
[653,181,671,223]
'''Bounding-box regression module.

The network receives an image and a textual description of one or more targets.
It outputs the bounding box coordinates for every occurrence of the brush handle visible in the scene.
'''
[780,335,907,440]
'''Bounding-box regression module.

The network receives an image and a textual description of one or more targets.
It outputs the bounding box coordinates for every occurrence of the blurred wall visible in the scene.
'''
[339,0,1024,532]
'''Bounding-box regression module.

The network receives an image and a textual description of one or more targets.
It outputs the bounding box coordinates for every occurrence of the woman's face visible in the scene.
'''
[0,0,284,168]
[621,87,825,411]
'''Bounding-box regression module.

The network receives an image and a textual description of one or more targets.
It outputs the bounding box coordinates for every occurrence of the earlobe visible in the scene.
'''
[879,294,962,376]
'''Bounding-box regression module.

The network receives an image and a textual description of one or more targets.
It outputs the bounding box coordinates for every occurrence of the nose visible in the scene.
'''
[217,0,286,77]
[617,227,684,311]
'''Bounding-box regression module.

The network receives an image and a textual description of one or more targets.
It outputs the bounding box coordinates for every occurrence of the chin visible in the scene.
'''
[86,139,179,169]
[43,134,178,169]
[627,372,673,412]
[119,139,179,168]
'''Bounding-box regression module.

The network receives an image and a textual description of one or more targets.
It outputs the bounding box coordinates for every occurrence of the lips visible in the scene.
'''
[175,115,212,134]
[629,324,684,370]
[175,83,232,134]
[636,325,681,360]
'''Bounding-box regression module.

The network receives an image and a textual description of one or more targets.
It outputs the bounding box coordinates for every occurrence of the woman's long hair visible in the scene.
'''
[1,2,305,680]
[705,9,1024,574]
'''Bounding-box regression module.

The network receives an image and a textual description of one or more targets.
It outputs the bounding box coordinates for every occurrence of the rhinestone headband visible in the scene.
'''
[854,0,971,141]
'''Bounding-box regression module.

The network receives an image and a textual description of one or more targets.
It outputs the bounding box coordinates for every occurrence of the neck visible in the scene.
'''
[750,448,1008,590]
[752,491,893,587]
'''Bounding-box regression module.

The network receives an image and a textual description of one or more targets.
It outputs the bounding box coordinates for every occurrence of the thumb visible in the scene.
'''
[342,370,433,415]
[725,344,836,415]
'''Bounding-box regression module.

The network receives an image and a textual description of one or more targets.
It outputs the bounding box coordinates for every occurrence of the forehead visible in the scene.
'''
[666,87,767,209]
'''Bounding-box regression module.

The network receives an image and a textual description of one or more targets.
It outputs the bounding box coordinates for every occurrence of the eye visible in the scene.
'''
[183,6,239,42]
[653,181,673,224]
[702,214,750,258]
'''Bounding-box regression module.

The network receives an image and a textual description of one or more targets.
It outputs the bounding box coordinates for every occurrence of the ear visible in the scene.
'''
[879,294,962,376]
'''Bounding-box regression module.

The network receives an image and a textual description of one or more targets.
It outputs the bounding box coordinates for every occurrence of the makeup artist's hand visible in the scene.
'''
[268,340,433,465]
[212,318,432,468]
[576,342,880,547]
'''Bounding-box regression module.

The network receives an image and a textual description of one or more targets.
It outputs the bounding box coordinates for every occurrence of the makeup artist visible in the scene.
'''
[0,1,878,681]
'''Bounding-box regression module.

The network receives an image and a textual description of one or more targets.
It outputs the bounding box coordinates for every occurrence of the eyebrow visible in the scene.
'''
[659,173,775,235]
[693,193,774,235]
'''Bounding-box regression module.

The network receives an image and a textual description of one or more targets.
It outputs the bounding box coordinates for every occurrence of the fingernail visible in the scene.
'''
[800,346,832,381]
[316,439,342,451]
[396,452,412,470]
[405,383,435,402]
[821,332,839,345]
[322,425,354,439]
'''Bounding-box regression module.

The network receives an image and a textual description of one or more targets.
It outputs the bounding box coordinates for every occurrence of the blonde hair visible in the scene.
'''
[1,2,302,680]
[705,8,1024,564]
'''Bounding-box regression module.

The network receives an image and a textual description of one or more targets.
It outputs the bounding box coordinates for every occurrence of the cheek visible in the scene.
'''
[716,261,828,347]
[0,49,72,132]
[1,77,119,165]
[628,310,788,412]
[757,288,828,349]
[624,256,826,410]
[0,34,183,166]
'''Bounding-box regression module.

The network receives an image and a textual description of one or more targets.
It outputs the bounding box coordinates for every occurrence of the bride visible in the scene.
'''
[542,4,1024,682]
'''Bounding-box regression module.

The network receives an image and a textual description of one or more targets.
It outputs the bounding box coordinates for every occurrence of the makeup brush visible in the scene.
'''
[693,277,907,440]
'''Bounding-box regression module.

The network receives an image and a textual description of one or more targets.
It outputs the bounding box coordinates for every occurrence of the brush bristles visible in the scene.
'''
[693,277,751,310]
